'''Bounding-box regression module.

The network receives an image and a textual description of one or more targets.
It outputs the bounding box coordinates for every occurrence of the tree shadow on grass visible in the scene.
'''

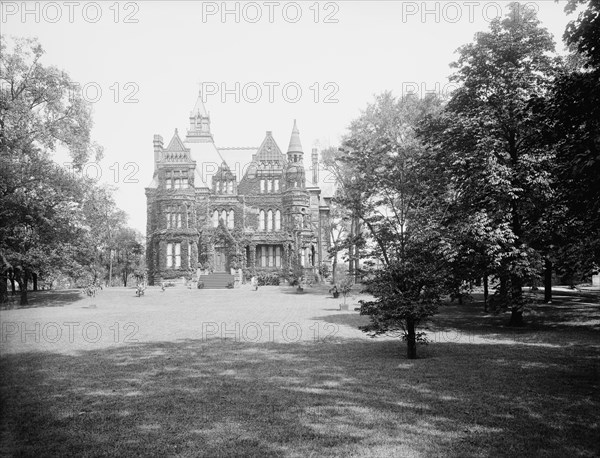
[428,295,600,348]
[1,289,83,310]
[1,335,599,457]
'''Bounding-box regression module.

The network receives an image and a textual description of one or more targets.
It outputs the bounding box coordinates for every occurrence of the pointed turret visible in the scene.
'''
[186,90,213,143]
[285,120,306,189]
[287,119,303,160]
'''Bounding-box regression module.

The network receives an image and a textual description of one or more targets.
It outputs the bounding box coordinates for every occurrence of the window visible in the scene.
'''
[259,210,265,231]
[275,246,281,267]
[216,181,221,193]
[257,245,281,267]
[260,179,265,193]
[175,243,181,268]
[300,248,306,267]
[176,213,182,228]
[227,181,233,194]
[221,210,227,224]
[166,178,172,189]
[267,210,273,232]
[212,210,219,227]
[166,212,171,229]
[274,179,279,191]
[275,210,281,231]
[267,179,272,193]
[187,243,192,268]
[167,243,173,268]
[174,178,181,189]
[228,209,234,229]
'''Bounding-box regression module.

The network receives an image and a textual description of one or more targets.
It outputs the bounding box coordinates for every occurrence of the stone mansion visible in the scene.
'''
[145,93,333,284]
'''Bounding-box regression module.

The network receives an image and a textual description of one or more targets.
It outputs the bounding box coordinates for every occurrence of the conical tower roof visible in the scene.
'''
[190,91,208,117]
[287,119,303,154]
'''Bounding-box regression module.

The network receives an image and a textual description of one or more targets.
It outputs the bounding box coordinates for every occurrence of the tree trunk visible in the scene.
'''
[32,272,38,291]
[18,270,29,306]
[332,256,337,285]
[509,274,524,327]
[544,258,552,303]
[483,274,489,312]
[0,270,8,304]
[10,274,15,296]
[406,318,417,359]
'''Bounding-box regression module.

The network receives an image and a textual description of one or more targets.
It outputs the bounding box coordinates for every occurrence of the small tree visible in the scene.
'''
[338,276,353,306]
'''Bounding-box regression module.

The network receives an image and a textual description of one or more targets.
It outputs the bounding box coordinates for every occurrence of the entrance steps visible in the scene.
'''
[200,273,235,289]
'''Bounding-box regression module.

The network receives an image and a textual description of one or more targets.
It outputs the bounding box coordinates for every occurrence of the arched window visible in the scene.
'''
[221,209,227,224]
[212,210,219,227]
[228,209,234,229]
[275,210,281,231]
[259,210,265,231]
[267,210,273,232]
[267,179,272,193]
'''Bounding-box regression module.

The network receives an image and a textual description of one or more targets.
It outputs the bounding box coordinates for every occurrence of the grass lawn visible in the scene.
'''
[1,285,599,457]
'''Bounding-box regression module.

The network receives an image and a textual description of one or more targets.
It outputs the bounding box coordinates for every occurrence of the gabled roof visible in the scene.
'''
[255,131,284,163]
[166,129,189,152]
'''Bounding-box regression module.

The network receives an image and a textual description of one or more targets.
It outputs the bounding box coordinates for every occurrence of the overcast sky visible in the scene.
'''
[3,1,576,233]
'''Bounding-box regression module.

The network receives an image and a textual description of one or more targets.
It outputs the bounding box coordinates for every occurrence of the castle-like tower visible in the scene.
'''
[145,93,332,284]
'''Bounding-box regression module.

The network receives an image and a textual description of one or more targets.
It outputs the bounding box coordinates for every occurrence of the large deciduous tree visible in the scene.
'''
[336,92,448,359]
[421,3,560,325]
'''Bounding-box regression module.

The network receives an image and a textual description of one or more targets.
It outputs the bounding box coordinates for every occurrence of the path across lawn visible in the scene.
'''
[1,285,599,457]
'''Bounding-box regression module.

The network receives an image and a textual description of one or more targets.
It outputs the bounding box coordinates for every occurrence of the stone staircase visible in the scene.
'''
[199,273,235,289]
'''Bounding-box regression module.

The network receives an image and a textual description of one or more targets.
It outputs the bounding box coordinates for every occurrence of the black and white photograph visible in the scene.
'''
[1,0,599,456]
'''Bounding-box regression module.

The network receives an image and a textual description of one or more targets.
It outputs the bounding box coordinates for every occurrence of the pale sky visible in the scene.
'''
[2,0,576,233]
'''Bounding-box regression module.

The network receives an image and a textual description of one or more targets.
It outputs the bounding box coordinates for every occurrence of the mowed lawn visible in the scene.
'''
[1,286,599,457]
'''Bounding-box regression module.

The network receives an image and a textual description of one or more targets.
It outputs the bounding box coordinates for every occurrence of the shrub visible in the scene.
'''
[197,281,205,289]
[257,273,280,286]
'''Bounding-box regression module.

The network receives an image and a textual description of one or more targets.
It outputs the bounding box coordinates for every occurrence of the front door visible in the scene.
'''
[214,248,227,272]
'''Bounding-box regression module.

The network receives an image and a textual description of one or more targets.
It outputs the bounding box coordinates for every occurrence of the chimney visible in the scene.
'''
[311,148,319,185]
[153,134,163,170]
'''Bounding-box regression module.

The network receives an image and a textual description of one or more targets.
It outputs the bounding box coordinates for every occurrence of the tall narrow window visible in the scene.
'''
[300,248,306,267]
[267,179,272,193]
[166,178,172,189]
[216,181,221,193]
[228,209,234,229]
[274,179,279,191]
[227,181,233,194]
[275,210,281,231]
[167,243,173,268]
[260,179,265,193]
[175,243,181,268]
[166,212,170,229]
[268,246,274,267]
[221,210,227,225]
[267,210,273,232]
[259,210,265,231]
[187,243,192,268]
[261,246,266,267]
[176,213,182,228]
[174,178,181,189]
[275,246,281,267]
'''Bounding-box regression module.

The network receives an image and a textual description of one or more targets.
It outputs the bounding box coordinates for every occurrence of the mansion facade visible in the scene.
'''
[145,93,333,284]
